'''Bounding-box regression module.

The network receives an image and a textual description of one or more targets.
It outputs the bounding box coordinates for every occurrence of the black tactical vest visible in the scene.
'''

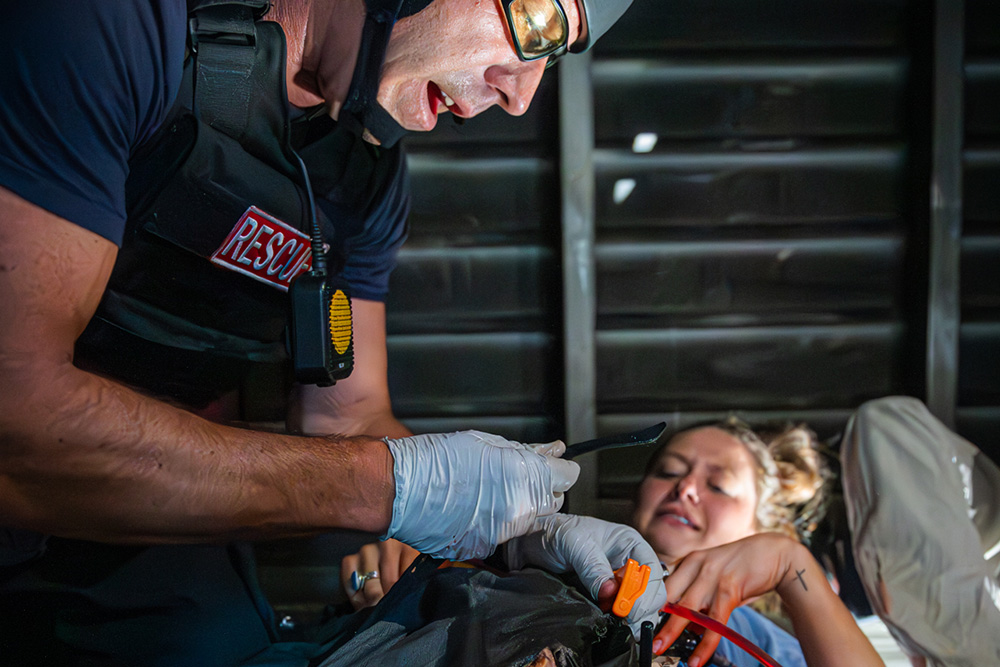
[74,0,407,409]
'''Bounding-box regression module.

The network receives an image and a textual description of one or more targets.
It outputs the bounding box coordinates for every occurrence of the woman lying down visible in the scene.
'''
[335,419,884,667]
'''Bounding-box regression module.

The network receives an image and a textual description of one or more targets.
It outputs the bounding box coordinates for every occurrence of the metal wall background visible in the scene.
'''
[387,0,1000,522]
[960,0,1000,456]
[257,0,1000,629]
[388,61,564,440]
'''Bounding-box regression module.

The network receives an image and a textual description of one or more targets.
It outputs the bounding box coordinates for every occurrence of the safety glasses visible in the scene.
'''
[499,0,570,64]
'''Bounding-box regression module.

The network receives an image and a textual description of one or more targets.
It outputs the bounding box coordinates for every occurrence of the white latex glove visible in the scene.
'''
[383,431,579,560]
[502,513,667,637]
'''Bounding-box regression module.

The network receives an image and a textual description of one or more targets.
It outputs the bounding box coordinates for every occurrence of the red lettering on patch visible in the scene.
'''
[210,207,313,291]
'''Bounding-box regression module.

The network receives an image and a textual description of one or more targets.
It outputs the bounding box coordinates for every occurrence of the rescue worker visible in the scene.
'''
[0,0,656,664]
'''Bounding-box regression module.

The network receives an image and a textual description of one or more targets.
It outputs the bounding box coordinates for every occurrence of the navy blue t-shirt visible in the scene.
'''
[0,0,407,302]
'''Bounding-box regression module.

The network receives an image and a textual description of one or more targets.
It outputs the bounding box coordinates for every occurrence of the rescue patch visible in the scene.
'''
[211,206,313,291]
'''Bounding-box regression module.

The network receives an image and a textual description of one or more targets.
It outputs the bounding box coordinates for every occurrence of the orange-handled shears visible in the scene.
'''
[611,558,651,617]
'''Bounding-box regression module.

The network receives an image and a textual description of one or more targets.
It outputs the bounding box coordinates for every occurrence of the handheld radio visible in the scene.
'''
[287,153,354,387]
[289,270,353,386]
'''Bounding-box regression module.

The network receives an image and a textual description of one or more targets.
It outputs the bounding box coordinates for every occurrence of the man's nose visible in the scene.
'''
[483,60,546,116]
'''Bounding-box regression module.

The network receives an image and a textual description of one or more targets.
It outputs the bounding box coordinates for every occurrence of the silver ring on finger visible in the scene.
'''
[350,570,380,592]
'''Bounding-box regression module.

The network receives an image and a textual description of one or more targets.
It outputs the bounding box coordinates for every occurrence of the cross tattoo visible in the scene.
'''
[794,568,808,591]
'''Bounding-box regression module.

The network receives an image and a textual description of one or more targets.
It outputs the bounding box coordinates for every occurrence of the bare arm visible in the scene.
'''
[776,543,884,667]
[288,298,411,438]
[0,187,394,543]
[655,533,883,667]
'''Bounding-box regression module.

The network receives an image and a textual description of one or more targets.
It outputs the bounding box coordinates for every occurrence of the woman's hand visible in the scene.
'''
[653,533,883,667]
[340,538,421,610]
[652,533,804,665]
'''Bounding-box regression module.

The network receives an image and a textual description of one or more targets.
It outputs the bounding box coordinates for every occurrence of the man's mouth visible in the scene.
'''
[428,82,458,116]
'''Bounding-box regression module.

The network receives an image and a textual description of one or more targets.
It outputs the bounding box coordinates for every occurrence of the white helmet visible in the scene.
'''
[570,0,635,52]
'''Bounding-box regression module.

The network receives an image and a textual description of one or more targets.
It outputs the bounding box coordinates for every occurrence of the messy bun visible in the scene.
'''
[715,416,830,543]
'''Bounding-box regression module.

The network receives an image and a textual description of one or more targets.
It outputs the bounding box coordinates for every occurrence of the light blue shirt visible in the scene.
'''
[712,606,806,667]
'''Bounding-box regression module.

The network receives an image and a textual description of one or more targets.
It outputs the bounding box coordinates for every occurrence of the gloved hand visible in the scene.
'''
[383,431,579,560]
[502,513,667,637]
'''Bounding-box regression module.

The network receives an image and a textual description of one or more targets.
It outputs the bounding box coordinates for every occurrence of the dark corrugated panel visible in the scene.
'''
[387,332,558,417]
[957,406,1000,462]
[593,59,906,145]
[594,148,905,227]
[596,235,903,328]
[964,148,1000,223]
[404,154,558,240]
[265,0,993,627]
[388,74,563,439]
[965,61,1000,137]
[967,0,1000,55]
[961,0,1000,458]
[959,322,1000,406]
[962,235,1000,319]
[586,0,920,505]
[386,0,993,511]
[387,246,557,334]
[595,0,907,54]
[595,324,901,413]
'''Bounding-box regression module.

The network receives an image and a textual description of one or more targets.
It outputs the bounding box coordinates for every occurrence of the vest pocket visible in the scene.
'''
[127,113,308,258]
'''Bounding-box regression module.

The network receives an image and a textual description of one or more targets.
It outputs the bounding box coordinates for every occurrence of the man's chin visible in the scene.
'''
[404,113,439,133]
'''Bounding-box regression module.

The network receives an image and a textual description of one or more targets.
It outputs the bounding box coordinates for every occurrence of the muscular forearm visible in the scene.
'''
[777,545,884,667]
[0,360,394,543]
[0,190,396,544]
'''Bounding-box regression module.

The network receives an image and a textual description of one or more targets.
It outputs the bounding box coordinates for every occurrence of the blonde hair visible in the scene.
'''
[713,417,830,543]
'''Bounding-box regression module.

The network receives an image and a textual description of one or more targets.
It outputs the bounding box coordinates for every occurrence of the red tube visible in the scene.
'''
[661,601,785,667]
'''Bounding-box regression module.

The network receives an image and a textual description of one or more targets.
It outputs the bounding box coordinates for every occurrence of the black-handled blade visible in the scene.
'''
[639,620,654,667]
[564,422,668,460]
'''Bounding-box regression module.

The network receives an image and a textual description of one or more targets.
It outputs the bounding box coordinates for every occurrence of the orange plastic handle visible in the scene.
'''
[611,558,651,617]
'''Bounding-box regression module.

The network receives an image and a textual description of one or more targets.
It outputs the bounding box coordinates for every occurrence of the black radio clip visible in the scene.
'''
[289,269,353,387]
[286,146,353,387]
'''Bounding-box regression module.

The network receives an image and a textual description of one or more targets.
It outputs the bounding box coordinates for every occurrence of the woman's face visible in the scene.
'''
[632,427,760,566]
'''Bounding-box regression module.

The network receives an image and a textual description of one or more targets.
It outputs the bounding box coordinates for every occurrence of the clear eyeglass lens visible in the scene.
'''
[508,0,567,59]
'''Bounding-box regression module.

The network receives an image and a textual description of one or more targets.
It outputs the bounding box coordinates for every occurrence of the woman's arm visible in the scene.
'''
[654,533,883,667]
[774,540,883,667]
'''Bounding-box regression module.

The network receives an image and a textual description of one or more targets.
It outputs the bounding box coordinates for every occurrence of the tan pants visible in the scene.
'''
[841,396,1000,666]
